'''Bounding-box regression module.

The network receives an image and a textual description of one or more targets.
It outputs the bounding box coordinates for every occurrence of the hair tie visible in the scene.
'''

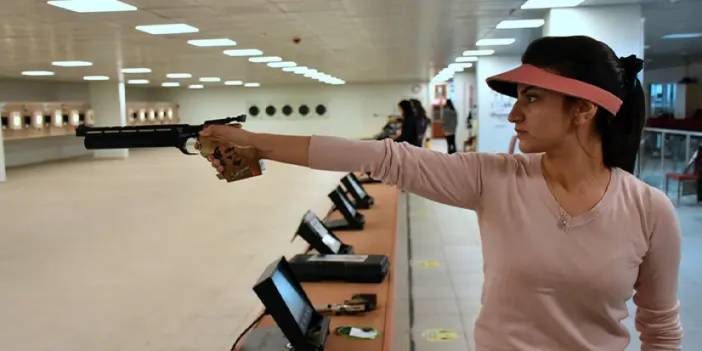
[619,55,644,90]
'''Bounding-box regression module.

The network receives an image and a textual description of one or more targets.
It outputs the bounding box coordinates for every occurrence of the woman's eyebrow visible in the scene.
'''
[519,86,536,96]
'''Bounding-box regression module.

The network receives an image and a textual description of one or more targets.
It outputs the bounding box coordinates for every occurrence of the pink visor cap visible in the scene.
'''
[486,64,623,115]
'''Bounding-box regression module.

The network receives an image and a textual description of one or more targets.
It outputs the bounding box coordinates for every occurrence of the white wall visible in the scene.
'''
[645,62,702,85]
[1,81,185,171]
[148,82,429,139]
[476,56,521,153]
[0,79,89,101]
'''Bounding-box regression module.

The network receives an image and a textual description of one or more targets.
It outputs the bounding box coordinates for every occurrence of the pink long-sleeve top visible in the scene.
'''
[308,136,683,350]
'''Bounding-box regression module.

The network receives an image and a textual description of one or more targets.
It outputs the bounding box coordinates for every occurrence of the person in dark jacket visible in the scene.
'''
[442,99,458,154]
[411,99,431,147]
[396,100,421,147]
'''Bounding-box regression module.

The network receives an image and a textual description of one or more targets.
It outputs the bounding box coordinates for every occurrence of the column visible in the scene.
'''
[89,81,128,158]
[450,72,477,151]
[544,5,644,65]
[476,56,522,153]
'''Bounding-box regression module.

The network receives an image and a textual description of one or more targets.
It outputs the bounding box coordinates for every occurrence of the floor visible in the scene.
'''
[407,139,702,350]
[0,149,344,351]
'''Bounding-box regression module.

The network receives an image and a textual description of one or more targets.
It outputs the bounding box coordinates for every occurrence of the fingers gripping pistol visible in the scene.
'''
[75,115,246,155]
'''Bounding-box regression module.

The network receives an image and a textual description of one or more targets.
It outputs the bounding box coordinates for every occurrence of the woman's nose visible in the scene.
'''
[508,101,524,123]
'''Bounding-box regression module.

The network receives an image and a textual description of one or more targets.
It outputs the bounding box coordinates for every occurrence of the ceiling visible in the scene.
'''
[0,0,699,86]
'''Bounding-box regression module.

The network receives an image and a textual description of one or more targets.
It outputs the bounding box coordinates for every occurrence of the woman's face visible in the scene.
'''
[508,84,574,153]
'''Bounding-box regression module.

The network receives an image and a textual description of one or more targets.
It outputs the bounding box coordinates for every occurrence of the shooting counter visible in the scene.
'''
[237,183,410,351]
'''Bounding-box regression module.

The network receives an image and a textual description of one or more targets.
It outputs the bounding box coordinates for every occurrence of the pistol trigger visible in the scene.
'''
[178,144,196,155]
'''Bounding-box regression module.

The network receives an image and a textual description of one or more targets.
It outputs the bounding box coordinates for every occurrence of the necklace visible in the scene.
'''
[558,209,569,232]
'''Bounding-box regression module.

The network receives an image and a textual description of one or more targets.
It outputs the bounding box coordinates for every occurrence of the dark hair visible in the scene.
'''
[521,36,645,173]
[410,99,427,119]
[398,100,415,119]
[445,99,456,111]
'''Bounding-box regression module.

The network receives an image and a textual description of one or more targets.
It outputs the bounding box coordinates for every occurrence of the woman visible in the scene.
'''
[199,36,682,350]
[442,99,458,154]
[396,99,421,147]
[410,98,431,147]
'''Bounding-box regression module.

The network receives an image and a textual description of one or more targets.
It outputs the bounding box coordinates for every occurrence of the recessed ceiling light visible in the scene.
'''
[167,73,192,79]
[189,84,204,89]
[303,69,319,78]
[292,66,309,74]
[282,67,299,72]
[455,56,479,62]
[128,79,149,84]
[267,61,297,68]
[462,49,495,56]
[244,82,260,88]
[47,0,137,13]
[223,49,263,57]
[496,19,545,29]
[136,24,199,35]
[476,38,515,46]
[162,82,180,87]
[225,80,243,86]
[662,33,702,40]
[22,70,55,76]
[249,56,282,63]
[122,67,151,73]
[199,77,221,82]
[52,60,92,67]
[521,0,585,9]
[187,38,237,47]
[83,75,109,81]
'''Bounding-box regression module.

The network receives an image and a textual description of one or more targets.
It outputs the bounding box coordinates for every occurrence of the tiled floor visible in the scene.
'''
[408,139,702,350]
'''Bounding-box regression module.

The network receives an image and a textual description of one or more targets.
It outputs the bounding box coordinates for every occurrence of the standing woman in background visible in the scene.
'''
[442,99,458,154]
[200,35,682,350]
[410,99,431,147]
[396,99,421,147]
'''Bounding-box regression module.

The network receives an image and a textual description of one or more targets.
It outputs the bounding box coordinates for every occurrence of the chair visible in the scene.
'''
[665,149,700,205]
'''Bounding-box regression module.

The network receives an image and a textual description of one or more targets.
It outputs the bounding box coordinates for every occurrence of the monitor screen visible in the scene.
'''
[337,189,357,217]
[346,175,367,198]
[305,212,341,254]
[271,269,313,333]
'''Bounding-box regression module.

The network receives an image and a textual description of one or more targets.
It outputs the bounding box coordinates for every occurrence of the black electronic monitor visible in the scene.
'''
[252,257,329,351]
[341,173,374,209]
[297,210,352,255]
[325,186,365,230]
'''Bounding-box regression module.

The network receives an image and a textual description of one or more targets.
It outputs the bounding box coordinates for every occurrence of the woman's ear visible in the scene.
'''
[572,99,598,126]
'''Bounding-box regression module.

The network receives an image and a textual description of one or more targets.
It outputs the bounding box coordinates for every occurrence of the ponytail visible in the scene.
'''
[598,55,645,173]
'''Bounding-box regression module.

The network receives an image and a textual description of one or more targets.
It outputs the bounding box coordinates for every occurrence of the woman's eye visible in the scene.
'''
[526,96,537,103]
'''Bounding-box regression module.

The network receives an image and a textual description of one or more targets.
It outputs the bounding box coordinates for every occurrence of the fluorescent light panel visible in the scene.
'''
[455,56,479,62]
[47,0,137,13]
[521,0,584,9]
[267,61,296,68]
[225,80,243,86]
[662,33,702,40]
[167,73,191,79]
[476,38,515,46]
[199,77,221,82]
[52,60,92,67]
[497,19,545,29]
[462,49,495,56]
[128,79,149,84]
[162,82,180,87]
[187,38,237,47]
[244,82,260,87]
[22,70,55,76]
[83,75,109,81]
[249,56,281,63]
[223,49,263,57]
[136,24,198,35]
[189,84,204,89]
[122,67,151,73]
